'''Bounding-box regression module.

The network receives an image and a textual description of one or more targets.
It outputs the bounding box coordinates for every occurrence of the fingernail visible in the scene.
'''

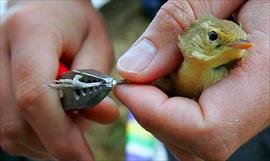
[117,38,156,73]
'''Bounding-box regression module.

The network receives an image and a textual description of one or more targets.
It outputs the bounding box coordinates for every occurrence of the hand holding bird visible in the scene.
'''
[116,0,269,160]
[172,15,254,98]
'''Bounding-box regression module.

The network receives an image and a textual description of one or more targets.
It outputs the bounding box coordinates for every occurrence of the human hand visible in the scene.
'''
[115,0,269,160]
[0,0,118,160]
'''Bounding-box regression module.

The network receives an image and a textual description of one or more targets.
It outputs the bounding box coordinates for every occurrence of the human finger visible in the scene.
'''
[79,97,119,124]
[0,30,48,156]
[114,85,204,148]
[8,21,93,161]
[71,8,114,74]
[114,84,237,160]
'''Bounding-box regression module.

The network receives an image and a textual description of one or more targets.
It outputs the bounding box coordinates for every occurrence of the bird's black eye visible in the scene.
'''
[208,31,218,41]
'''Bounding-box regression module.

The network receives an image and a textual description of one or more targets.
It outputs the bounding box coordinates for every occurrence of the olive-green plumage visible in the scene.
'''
[171,15,253,98]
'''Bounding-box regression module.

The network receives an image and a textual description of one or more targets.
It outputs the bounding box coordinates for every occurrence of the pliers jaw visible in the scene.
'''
[47,69,124,110]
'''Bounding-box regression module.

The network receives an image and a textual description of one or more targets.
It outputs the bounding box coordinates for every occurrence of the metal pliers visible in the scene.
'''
[47,65,125,110]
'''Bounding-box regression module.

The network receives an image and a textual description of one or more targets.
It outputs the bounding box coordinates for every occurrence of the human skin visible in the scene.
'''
[115,0,270,161]
[0,0,119,160]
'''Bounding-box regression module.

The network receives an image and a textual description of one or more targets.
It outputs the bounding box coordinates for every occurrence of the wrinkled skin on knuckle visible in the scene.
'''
[13,56,48,113]
[156,0,195,32]
[15,79,46,114]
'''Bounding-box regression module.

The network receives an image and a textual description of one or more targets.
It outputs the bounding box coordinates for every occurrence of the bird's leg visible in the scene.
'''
[47,73,103,90]
[47,74,79,89]
[46,74,83,89]
[54,79,74,84]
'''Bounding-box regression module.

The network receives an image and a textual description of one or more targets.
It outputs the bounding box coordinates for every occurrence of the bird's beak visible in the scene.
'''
[229,39,254,49]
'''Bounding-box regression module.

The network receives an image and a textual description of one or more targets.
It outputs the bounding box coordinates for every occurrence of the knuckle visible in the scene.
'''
[16,79,45,113]
[4,6,36,31]
[3,6,61,41]
[14,60,46,113]
[156,0,195,31]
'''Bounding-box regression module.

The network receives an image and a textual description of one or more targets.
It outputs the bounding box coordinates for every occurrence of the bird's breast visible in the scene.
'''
[172,60,228,98]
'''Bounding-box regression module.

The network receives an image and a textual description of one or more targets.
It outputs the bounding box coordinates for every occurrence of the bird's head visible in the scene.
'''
[178,15,254,69]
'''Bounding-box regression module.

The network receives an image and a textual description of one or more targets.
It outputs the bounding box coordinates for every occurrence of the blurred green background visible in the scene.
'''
[84,1,151,160]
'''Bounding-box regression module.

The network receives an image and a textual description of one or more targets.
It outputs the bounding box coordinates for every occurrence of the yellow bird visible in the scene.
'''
[170,15,254,98]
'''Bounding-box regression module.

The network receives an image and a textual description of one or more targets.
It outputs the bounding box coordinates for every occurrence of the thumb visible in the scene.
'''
[116,0,245,82]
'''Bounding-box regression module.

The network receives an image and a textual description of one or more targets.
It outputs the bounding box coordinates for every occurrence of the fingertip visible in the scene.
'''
[79,97,119,124]
[116,38,158,83]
